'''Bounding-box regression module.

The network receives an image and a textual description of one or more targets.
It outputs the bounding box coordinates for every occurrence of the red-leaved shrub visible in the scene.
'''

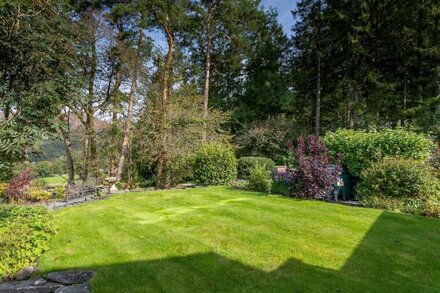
[6,169,31,201]
[289,135,341,199]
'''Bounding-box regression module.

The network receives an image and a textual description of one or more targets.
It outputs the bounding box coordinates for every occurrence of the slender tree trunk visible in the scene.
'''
[314,0,322,136]
[315,50,321,136]
[156,26,175,190]
[61,111,75,186]
[202,7,212,142]
[85,27,98,178]
[82,130,89,178]
[110,111,117,176]
[116,30,143,181]
[403,71,407,126]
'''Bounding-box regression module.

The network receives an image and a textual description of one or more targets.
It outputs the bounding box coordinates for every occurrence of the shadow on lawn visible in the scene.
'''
[49,212,440,292]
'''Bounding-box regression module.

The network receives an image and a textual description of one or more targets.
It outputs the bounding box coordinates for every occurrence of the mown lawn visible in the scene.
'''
[39,187,440,292]
[41,175,69,187]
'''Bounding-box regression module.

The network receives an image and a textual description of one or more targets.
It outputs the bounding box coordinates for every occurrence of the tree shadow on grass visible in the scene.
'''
[44,212,440,293]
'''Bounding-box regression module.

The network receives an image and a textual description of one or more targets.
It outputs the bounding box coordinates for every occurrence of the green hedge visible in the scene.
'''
[237,157,276,179]
[0,205,55,280]
[356,158,440,217]
[324,129,434,177]
[193,143,237,186]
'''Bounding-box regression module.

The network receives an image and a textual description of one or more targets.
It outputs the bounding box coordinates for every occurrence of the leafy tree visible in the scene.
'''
[0,1,77,174]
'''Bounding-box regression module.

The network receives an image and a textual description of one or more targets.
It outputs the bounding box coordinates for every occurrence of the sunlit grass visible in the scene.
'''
[39,187,440,292]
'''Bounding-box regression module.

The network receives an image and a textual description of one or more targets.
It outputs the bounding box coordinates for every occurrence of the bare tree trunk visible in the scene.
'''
[202,6,212,142]
[403,71,407,126]
[156,26,175,189]
[61,110,75,186]
[110,111,117,176]
[86,25,98,178]
[116,30,143,181]
[315,50,321,136]
[314,0,321,136]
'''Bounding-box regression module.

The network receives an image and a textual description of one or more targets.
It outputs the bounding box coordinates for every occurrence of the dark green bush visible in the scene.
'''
[170,153,196,185]
[0,205,55,280]
[193,143,237,186]
[237,157,276,179]
[246,164,272,193]
[356,158,440,217]
[324,129,434,177]
[271,178,290,196]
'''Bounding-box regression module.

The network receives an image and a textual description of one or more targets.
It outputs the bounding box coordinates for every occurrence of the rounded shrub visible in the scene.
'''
[28,188,52,202]
[356,158,440,217]
[324,129,434,177]
[237,157,276,179]
[247,163,272,193]
[193,143,237,186]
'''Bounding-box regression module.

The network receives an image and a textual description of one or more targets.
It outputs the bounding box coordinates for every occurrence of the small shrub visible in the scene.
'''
[247,164,272,193]
[0,183,8,202]
[30,178,48,189]
[272,170,296,197]
[115,181,126,190]
[193,143,237,186]
[271,177,290,196]
[356,158,440,217]
[429,145,440,178]
[0,205,55,280]
[52,186,66,199]
[289,136,341,199]
[324,129,434,177]
[170,153,196,185]
[237,157,275,179]
[28,188,53,202]
[6,169,31,202]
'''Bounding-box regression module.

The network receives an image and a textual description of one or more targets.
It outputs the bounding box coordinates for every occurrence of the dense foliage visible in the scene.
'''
[0,1,438,195]
[324,129,434,177]
[289,136,341,199]
[193,144,237,186]
[246,164,272,193]
[356,158,440,217]
[237,157,276,179]
[0,205,55,280]
[6,169,31,202]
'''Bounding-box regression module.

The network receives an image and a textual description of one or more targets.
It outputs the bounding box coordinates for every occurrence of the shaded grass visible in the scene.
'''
[39,187,440,292]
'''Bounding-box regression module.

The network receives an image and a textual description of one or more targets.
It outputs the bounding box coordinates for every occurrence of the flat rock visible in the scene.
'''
[46,271,95,285]
[0,279,63,292]
[54,284,90,293]
[15,266,35,281]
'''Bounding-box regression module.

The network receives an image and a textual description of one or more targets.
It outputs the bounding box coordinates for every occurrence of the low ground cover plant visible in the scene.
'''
[0,205,55,280]
[356,158,440,217]
[237,157,275,179]
[193,143,237,185]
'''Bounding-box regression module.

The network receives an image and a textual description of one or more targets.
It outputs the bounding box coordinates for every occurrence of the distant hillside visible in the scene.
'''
[31,116,109,162]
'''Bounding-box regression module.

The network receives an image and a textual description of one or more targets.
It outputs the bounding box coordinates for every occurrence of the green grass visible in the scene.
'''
[40,175,71,187]
[38,187,440,292]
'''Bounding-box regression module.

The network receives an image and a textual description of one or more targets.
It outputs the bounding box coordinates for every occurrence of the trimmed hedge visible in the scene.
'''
[237,157,276,179]
[356,158,440,217]
[324,129,434,177]
[193,143,237,185]
[0,205,55,280]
